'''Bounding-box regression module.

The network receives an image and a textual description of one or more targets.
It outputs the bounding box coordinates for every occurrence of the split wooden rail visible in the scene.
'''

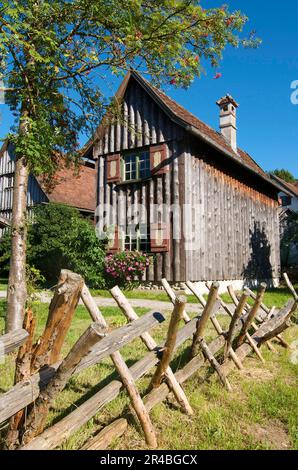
[0,270,296,451]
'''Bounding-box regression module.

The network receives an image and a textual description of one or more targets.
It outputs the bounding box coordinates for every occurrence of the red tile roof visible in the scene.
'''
[38,164,96,212]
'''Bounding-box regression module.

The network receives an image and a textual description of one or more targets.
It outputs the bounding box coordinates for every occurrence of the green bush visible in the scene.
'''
[0,203,107,287]
[0,231,11,275]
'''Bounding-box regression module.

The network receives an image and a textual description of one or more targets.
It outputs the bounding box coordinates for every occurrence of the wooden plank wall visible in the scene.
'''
[185,151,280,282]
[0,144,48,235]
[95,77,280,283]
[97,139,186,282]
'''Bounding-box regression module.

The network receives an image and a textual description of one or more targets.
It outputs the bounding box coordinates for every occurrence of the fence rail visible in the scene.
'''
[0,270,297,450]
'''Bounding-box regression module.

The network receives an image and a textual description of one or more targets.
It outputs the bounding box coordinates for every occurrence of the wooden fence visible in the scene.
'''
[0,270,297,450]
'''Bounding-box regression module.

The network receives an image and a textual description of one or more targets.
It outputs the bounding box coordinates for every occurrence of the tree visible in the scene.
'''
[271,169,296,184]
[0,0,259,331]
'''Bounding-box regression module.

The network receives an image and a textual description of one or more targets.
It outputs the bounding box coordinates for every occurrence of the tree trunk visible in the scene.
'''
[6,109,30,333]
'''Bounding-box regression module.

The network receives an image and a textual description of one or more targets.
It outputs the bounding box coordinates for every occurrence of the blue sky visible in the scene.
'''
[1,0,297,176]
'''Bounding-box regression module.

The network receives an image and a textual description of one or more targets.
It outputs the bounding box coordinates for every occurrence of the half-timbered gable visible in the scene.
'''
[92,71,283,285]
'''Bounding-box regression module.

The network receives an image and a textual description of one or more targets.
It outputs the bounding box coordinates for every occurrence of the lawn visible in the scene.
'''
[0,276,297,309]
[90,284,298,309]
[0,278,7,291]
[0,296,297,451]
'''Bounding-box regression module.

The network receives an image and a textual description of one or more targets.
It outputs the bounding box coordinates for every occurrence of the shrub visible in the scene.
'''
[105,250,150,289]
[0,231,11,275]
[27,203,107,287]
[0,203,107,287]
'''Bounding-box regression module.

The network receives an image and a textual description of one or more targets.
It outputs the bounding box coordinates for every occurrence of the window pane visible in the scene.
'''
[124,151,150,181]
[139,151,150,179]
[125,154,137,181]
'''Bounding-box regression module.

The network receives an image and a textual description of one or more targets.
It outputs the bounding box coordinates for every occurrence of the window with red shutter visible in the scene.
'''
[150,223,170,252]
[107,154,121,183]
[150,143,169,175]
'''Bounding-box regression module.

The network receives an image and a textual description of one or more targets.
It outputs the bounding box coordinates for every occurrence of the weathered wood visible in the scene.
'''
[237,283,267,346]
[228,285,276,352]
[198,337,232,391]
[0,309,167,425]
[0,329,28,359]
[81,283,106,327]
[81,418,128,450]
[225,290,250,359]
[255,300,297,344]
[30,270,84,372]
[6,309,36,449]
[227,285,265,363]
[283,273,298,302]
[189,281,243,370]
[161,278,191,322]
[21,323,106,445]
[245,287,289,348]
[111,352,157,448]
[150,296,186,389]
[221,299,297,376]
[110,286,193,415]
[20,322,226,450]
[83,284,158,446]
[191,282,219,357]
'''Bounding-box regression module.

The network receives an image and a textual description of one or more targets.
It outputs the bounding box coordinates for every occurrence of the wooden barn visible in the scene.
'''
[0,140,96,235]
[88,71,284,288]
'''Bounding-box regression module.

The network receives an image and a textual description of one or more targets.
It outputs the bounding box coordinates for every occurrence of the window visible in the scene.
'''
[280,195,292,207]
[124,151,150,181]
[4,174,14,190]
[125,223,150,252]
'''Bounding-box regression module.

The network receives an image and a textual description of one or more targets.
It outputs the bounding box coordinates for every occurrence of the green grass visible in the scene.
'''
[90,284,298,309]
[0,278,8,291]
[0,298,297,450]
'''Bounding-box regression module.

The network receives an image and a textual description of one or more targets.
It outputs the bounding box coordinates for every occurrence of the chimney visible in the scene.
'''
[216,95,239,153]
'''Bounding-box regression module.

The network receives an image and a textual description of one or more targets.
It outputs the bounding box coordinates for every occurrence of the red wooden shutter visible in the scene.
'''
[150,143,169,175]
[107,225,120,253]
[150,223,169,252]
[107,154,121,183]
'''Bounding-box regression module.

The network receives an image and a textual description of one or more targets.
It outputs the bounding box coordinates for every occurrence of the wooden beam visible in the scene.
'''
[189,281,243,370]
[6,310,36,449]
[150,296,186,389]
[221,299,296,377]
[110,352,157,448]
[225,290,250,359]
[0,309,167,425]
[237,283,267,346]
[30,270,84,372]
[111,286,193,415]
[227,285,265,363]
[198,337,232,391]
[81,419,128,450]
[20,327,227,450]
[82,284,158,447]
[283,273,298,302]
[161,278,191,322]
[191,282,219,357]
[0,329,28,360]
[21,323,106,445]
[228,285,278,352]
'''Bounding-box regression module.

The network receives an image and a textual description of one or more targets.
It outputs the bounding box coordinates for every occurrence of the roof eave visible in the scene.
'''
[269,174,298,197]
